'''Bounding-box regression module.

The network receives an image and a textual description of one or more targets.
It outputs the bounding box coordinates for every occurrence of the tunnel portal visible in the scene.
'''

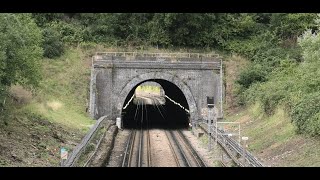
[89,53,223,129]
[122,80,189,130]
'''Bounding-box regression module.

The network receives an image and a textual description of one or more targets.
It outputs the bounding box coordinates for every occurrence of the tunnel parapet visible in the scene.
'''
[93,52,221,70]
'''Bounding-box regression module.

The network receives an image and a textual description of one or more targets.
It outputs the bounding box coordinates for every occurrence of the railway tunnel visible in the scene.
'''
[121,80,190,130]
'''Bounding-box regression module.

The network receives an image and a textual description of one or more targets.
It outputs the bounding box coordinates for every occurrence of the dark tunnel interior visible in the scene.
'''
[121,79,190,130]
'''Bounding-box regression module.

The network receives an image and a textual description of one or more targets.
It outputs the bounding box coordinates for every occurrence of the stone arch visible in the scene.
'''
[115,71,199,123]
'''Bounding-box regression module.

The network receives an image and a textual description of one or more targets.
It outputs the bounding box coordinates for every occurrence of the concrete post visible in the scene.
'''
[208,108,212,150]
[116,117,122,129]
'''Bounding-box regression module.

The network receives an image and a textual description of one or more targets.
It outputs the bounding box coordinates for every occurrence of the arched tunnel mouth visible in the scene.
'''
[121,79,190,130]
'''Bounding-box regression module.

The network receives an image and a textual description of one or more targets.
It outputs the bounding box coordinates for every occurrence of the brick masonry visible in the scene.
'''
[89,55,223,126]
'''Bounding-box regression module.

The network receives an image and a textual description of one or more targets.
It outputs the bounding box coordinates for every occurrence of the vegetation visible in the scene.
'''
[2,13,320,136]
[0,14,43,110]
[0,47,95,166]
[42,27,64,58]
[2,13,320,166]
[135,85,161,94]
[224,103,320,167]
[240,17,320,137]
[27,47,95,131]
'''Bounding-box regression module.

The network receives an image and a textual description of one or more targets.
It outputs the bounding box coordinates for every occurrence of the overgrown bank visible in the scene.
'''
[224,103,320,167]
[0,47,95,166]
[224,50,320,167]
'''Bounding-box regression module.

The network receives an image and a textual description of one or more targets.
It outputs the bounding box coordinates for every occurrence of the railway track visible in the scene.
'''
[152,96,206,167]
[175,130,206,167]
[165,130,207,167]
[220,160,227,167]
[122,129,152,167]
[122,100,152,167]
[122,95,206,167]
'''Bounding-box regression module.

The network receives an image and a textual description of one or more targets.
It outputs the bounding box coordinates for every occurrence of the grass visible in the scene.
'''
[24,102,93,133]
[0,46,95,166]
[25,47,95,132]
[224,54,250,113]
[225,102,320,166]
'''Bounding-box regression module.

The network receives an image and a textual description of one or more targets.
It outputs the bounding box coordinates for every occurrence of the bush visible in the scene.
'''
[243,56,320,135]
[224,31,278,58]
[259,82,288,115]
[0,85,7,111]
[290,92,320,136]
[240,25,320,136]
[243,76,291,115]
[49,21,84,45]
[224,38,259,58]
[42,28,64,58]
[236,63,267,89]
[298,29,320,63]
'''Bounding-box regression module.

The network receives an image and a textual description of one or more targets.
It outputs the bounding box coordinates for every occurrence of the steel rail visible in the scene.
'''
[164,131,182,167]
[145,102,152,167]
[169,131,191,167]
[176,130,207,167]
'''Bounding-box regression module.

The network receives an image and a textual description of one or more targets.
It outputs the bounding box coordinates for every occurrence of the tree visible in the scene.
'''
[0,13,43,100]
[270,13,317,41]
[42,27,64,58]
